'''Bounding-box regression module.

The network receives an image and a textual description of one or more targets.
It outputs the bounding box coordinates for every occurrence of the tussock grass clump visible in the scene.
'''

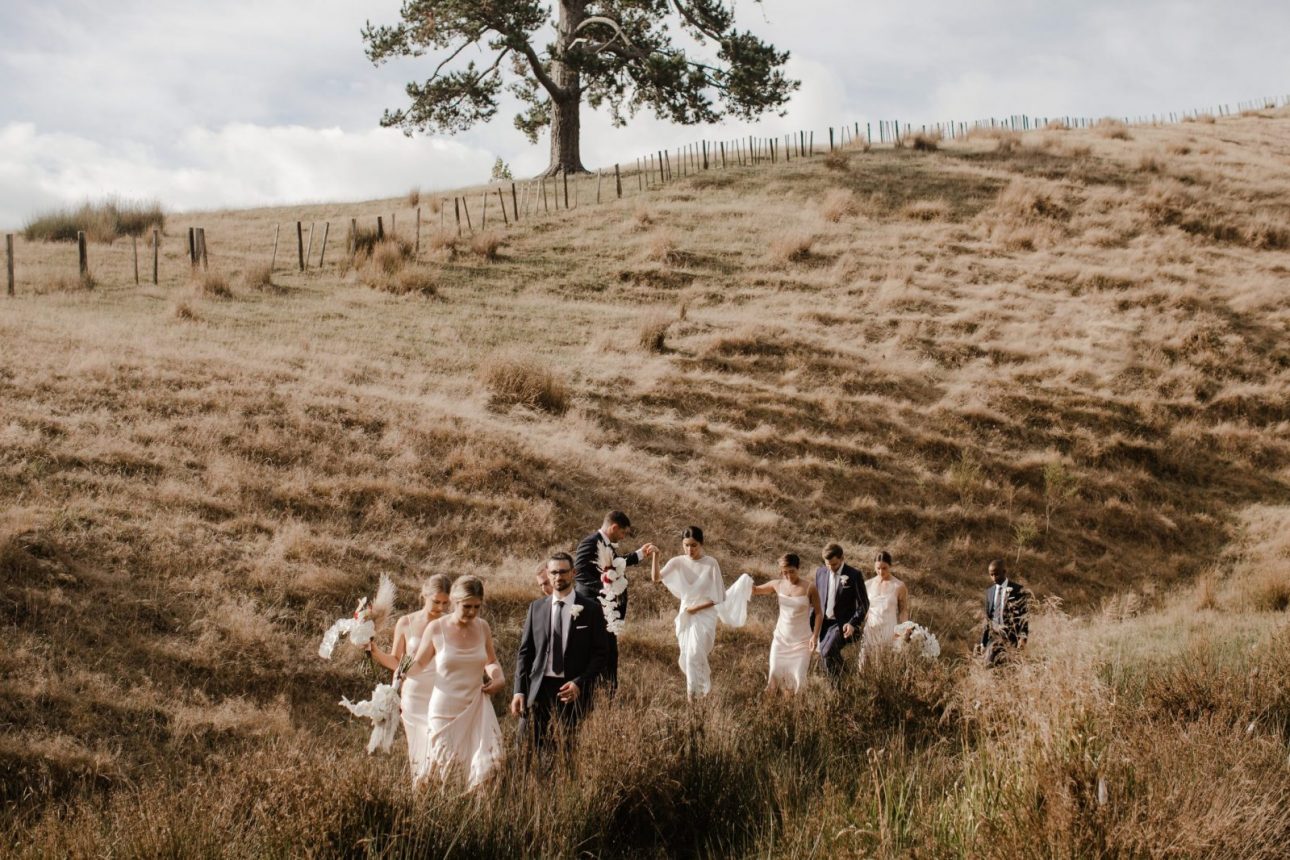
[468,231,503,261]
[900,199,951,221]
[368,238,413,275]
[638,315,671,353]
[820,189,858,222]
[425,229,459,258]
[241,263,277,292]
[768,233,815,264]
[632,207,655,230]
[406,187,421,207]
[823,151,849,171]
[23,199,165,243]
[643,232,683,266]
[480,358,570,415]
[350,224,385,258]
[43,272,97,293]
[906,131,941,152]
[192,271,232,299]
[171,300,200,321]
[1097,118,1132,140]
[995,132,1023,154]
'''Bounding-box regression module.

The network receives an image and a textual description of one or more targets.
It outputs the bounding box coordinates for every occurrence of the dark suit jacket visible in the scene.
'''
[981,580,1029,648]
[810,563,869,637]
[573,531,641,620]
[513,591,608,706]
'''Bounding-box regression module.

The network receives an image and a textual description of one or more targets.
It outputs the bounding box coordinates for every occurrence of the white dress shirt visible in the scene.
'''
[992,581,1009,624]
[825,566,840,619]
[600,528,642,563]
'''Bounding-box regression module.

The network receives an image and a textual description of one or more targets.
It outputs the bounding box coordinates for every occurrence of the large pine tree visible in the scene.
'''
[362,1,798,176]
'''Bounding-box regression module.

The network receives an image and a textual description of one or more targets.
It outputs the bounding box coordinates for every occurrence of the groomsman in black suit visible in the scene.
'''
[512,553,609,753]
[981,558,1029,665]
[811,543,869,680]
[573,511,656,692]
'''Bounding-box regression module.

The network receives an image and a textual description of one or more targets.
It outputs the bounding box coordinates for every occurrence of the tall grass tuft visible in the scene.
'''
[23,199,164,243]
[480,358,570,415]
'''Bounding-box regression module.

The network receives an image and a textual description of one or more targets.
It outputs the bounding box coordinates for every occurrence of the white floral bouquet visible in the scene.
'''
[892,621,941,658]
[596,543,628,635]
[318,573,398,662]
[339,682,402,754]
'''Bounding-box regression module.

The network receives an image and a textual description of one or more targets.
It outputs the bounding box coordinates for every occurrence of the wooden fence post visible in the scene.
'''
[596,169,602,204]
[720,141,726,168]
[304,222,315,271]
[511,182,519,222]
[454,198,462,235]
[614,164,622,198]
[376,216,385,241]
[541,179,549,213]
[271,224,280,272]
[5,234,13,296]
[78,231,88,277]
[829,127,834,151]
[152,229,159,284]
[188,227,197,267]
[462,197,473,231]
[132,235,139,285]
[390,212,396,234]
[296,222,304,271]
[415,208,421,257]
[497,188,509,226]
[199,228,208,271]
[480,192,487,229]
[563,171,570,209]
[349,218,358,258]
[319,222,330,268]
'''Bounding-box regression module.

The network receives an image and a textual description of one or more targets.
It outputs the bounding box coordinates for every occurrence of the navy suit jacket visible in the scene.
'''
[513,591,608,706]
[981,581,1029,648]
[573,531,641,620]
[810,562,869,637]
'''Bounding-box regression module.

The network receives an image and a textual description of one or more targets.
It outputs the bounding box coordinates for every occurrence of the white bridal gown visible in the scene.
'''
[418,626,502,790]
[399,631,434,782]
[768,593,812,693]
[660,555,752,697]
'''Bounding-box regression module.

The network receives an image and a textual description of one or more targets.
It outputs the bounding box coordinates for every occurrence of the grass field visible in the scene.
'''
[2,108,1288,857]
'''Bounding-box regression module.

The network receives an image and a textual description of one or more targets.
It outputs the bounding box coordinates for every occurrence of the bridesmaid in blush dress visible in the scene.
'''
[747,553,823,694]
[368,573,452,782]
[407,575,506,790]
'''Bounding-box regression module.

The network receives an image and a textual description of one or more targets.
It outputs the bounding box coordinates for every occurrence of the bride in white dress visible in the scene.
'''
[651,526,753,699]
[407,575,506,790]
[861,551,909,666]
[368,574,453,782]
[746,553,823,694]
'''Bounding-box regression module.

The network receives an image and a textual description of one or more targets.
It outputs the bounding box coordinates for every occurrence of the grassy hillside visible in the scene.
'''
[2,109,1289,857]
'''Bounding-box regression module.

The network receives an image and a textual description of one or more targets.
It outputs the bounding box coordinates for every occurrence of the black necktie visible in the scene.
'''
[552,600,565,676]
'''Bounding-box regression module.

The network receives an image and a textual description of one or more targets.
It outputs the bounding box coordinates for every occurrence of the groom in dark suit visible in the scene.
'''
[811,543,869,680]
[981,558,1029,665]
[573,510,656,692]
[512,552,609,752]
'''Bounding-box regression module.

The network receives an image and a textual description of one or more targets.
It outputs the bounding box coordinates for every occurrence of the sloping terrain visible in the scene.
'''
[2,109,1288,856]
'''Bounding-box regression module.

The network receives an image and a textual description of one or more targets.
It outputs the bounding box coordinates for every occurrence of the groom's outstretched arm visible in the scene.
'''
[514,603,536,700]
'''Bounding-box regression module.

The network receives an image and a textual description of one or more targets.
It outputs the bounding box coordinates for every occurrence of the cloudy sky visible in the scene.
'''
[1,0,1286,227]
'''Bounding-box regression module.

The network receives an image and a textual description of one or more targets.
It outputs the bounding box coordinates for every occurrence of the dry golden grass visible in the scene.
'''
[3,109,1290,856]
[191,269,232,299]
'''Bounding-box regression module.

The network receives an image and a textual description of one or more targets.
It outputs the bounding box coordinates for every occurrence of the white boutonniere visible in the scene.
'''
[569,604,584,619]
[840,575,850,587]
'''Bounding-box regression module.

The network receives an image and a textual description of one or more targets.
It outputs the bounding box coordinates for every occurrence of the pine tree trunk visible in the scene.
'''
[542,1,587,176]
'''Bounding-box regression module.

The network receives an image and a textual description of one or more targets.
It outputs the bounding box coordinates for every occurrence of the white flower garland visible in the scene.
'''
[892,621,941,658]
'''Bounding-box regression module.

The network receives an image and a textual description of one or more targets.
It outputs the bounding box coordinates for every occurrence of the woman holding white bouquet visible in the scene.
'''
[407,575,505,790]
[366,574,452,782]
[650,526,753,699]
[861,551,910,666]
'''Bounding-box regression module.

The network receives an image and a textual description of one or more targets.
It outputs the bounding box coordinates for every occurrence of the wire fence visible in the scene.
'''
[5,91,1288,296]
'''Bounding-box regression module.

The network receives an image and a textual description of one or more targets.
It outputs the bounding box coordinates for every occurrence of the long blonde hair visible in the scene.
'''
[421,573,452,600]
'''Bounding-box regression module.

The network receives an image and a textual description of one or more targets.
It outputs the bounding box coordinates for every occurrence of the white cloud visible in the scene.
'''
[0,122,494,227]
[2,0,1288,225]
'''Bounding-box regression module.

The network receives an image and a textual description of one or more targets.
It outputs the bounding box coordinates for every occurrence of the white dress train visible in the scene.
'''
[660,556,751,697]
[418,627,502,790]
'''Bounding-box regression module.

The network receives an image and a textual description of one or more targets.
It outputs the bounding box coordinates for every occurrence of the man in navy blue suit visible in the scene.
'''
[573,511,656,692]
[512,552,609,754]
[981,558,1029,665]
[810,543,869,680]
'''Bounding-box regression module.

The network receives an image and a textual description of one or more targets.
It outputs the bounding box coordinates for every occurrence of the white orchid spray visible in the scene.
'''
[596,543,629,635]
[892,621,942,658]
[568,604,584,619]
[318,573,399,673]
[339,682,402,754]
